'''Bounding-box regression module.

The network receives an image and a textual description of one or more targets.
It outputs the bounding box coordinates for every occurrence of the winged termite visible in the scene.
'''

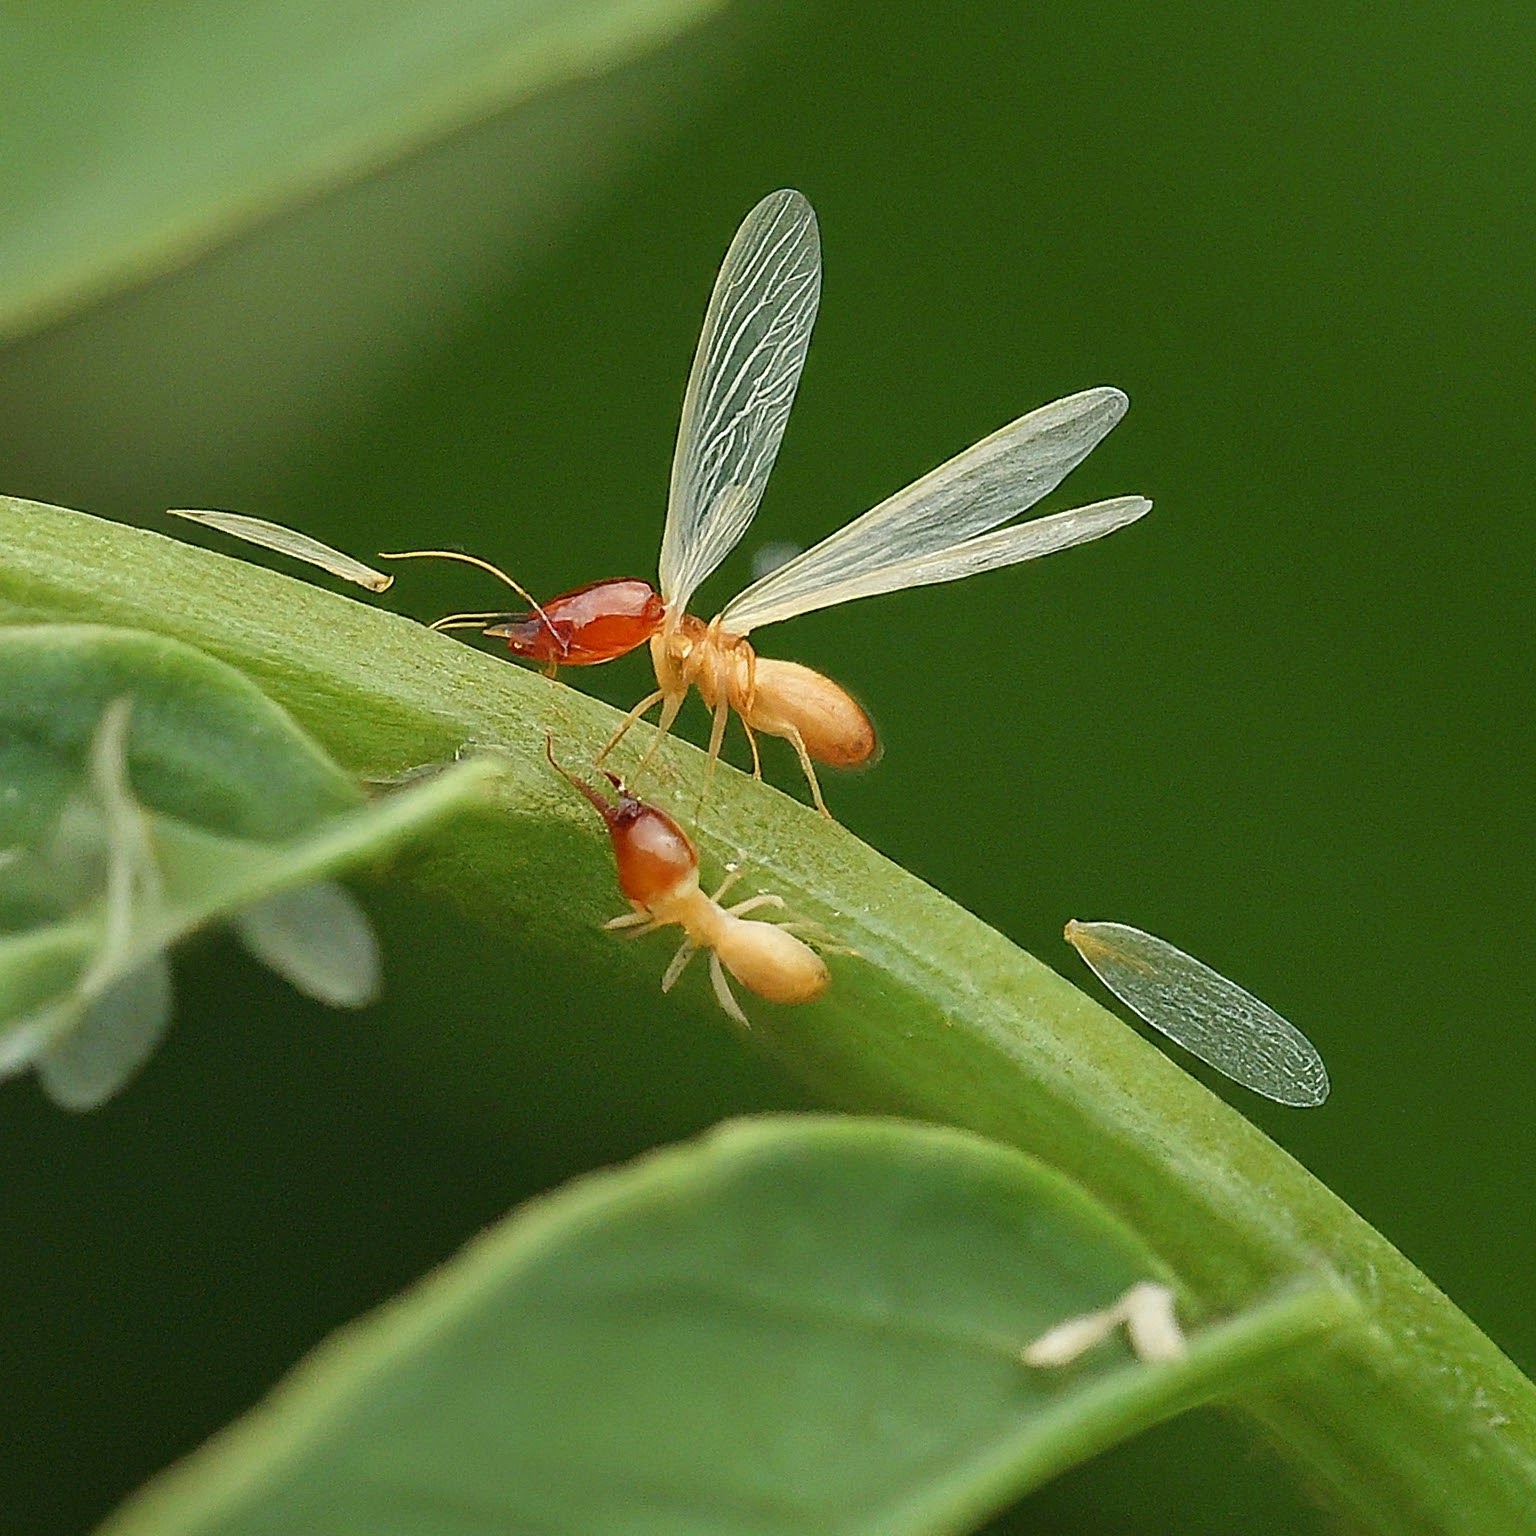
[1064,919,1330,1107]
[346,190,1148,813]
[545,738,832,1025]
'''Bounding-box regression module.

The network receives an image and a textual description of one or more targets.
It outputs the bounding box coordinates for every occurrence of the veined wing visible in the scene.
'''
[723,496,1150,632]
[658,189,820,612]
[1065,920,1330,1108]
[720,386,1131,634]
[168,509,394,591]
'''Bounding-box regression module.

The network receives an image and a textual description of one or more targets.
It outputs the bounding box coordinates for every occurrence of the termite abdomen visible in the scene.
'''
[745,658,877,768]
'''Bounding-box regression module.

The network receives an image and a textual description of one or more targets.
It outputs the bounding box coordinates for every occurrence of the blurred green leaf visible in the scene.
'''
[0,622,503,1107]
[0,0,723,340]
[0,623,361,844]
[97,1115,1349,1536]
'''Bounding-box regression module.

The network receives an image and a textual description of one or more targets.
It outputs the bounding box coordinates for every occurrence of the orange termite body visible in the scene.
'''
[377,193,1147,819]
[384,546,873,811]
[496,581,875,812]
[634,615,876,802]
[489,578,665,667]
[547,741,830,1022]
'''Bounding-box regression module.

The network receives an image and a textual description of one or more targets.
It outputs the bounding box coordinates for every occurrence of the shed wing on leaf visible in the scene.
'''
[168,509,393,592]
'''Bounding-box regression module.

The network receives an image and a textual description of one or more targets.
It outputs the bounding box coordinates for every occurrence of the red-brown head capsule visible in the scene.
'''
[604,790,697,907]
[546,739,696,908]
[488,578,665,666]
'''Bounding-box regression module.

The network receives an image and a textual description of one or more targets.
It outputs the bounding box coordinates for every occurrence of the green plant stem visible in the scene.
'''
[5,499,1534,1534]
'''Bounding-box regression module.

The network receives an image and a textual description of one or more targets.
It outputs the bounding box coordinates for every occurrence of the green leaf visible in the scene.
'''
[35,953,174,1113]
[0,623,362,843]
[232,883,381,1007]
[0,621,504,1107]
[7,500,1536,1532]
[97,1115,1351,1536]
[0,0,723,339]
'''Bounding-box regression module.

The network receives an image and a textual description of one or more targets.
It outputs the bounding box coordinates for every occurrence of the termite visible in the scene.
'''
[384,189,1150,814]
[545,739,831,1024]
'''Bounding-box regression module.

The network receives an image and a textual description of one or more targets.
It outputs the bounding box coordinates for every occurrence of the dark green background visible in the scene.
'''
[3,2,1532,1531]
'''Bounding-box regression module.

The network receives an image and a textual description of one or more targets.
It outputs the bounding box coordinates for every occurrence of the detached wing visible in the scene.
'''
[658,189,820,612]
[720,387,1140,635]
[1066,920,1331,1108]
[168,509,394,592]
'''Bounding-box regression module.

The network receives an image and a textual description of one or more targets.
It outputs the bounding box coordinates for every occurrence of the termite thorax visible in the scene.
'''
[648,612,876,770]
[650,614,747,698]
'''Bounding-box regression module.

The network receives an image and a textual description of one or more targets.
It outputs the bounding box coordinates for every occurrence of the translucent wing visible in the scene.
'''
[658,190,820,611]
[1065,919,1330,1107]
[720,387,1134,634]
[729,496,1150,632]
[169,509,394,592]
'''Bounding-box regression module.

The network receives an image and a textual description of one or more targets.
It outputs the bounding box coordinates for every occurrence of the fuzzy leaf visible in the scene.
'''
[98,1116,1351,1536]
[0,0,724,338]
[233,882,382,1008]
[0,622,502,1105]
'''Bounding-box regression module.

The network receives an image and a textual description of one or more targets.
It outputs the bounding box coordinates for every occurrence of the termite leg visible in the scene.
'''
[709,868,745,904]
[724,894,786,918]
[595,688,667,766]
[699,690,732,801]
[630,689,686,780]
[661,940,698,993]
[708,951,750,1027]
[783,725,832,819]
[743,721,763,780]
[604,910,656,932]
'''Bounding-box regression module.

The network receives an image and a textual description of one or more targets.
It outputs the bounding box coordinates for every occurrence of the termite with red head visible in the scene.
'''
[545,739,831,1023]
[371,550,666,675]
[384,191,1149,815]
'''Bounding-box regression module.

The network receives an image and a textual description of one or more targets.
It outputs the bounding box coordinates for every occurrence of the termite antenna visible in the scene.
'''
[379,548,560,648]
[544,733,617,821]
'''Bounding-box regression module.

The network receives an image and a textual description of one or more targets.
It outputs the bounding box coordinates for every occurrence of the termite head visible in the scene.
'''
[545,737,697,907]
[376,550,663,670]
[489,578,665,666]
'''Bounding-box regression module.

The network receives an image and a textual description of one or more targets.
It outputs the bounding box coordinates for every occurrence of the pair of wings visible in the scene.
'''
[659,189,1151,634]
